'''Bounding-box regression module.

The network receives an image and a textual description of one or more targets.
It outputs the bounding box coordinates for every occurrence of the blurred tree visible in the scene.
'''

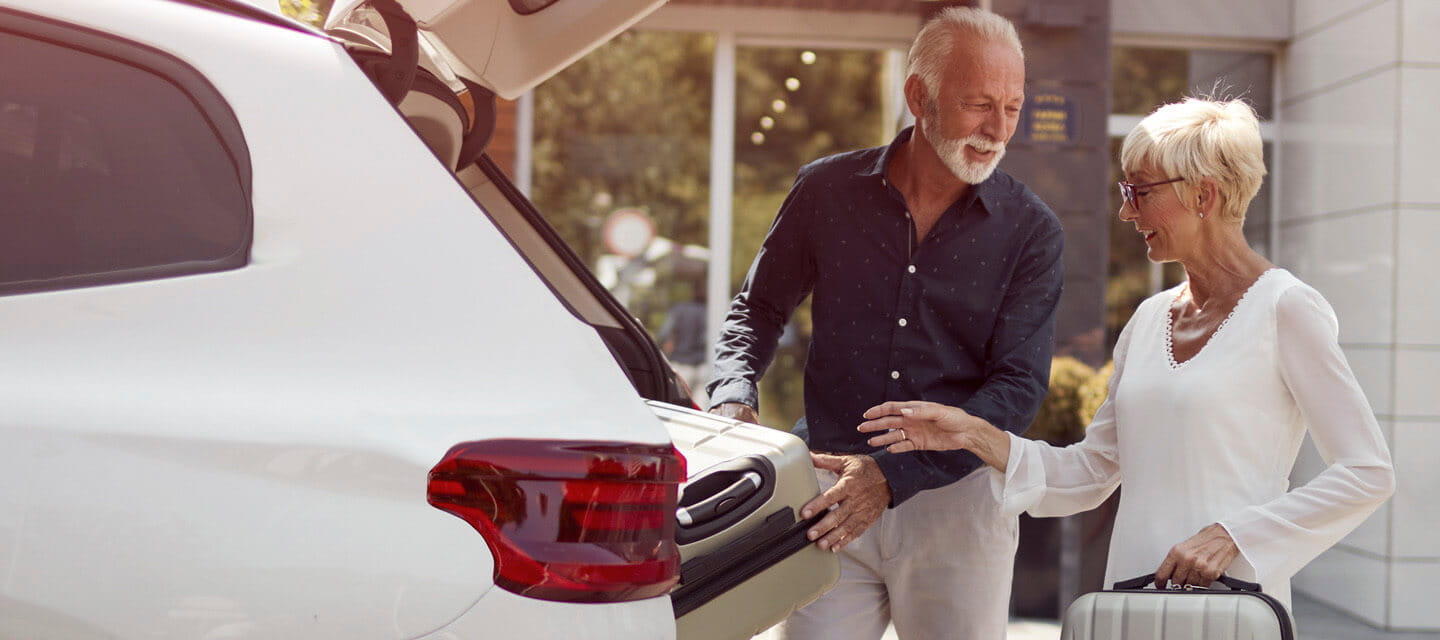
[532,31,716,334]
[278,0,332,26]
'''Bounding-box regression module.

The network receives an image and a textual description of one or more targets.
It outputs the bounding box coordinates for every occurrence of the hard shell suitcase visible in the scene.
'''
[654,402,840,640]
[1061,574,1295,640]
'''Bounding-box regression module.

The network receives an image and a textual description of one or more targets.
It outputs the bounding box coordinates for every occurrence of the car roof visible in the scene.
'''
[165,0,328,37]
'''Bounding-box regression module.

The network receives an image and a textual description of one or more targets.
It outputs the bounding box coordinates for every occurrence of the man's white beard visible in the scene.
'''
[923,110,1006,185]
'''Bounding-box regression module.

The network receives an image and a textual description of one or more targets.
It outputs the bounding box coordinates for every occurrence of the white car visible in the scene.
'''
[0,0,835,638]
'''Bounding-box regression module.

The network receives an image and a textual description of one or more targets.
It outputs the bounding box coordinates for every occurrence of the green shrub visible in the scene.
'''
[1022,357,1116,446]
[1022,357,1094,446]
[1077,360,1115,427]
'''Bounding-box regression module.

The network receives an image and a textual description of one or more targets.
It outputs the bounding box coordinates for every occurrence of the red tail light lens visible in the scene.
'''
[427,439,684,603]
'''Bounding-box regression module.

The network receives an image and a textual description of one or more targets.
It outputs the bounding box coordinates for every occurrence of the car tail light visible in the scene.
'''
[427,439,685,603]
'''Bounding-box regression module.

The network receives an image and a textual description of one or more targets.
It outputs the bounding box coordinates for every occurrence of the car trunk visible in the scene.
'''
[319,1,841,634]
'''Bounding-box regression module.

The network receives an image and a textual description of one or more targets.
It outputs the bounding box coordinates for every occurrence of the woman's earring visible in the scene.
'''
[1198,211,1206,219]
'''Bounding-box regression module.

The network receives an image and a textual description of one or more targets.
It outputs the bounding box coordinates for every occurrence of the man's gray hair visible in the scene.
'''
[906,7,1024,97]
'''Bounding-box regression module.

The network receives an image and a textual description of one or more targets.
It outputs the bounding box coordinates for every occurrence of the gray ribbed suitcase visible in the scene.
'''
[653,402,840,640]
[1061,575,1295,640]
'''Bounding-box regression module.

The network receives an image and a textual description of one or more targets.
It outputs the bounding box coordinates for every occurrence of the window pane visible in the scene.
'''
[0,32,249,294]
[1111,47,1188,116]
[1188,50,1274,119]
[733,46,897,429]
[1243,141,1274,256]
[1105,137,1151,353]
[1112,46,1274,119]
[531,30,714,398]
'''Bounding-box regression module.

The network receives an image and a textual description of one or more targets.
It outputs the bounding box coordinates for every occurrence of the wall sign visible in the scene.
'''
[1022,92,1077,144]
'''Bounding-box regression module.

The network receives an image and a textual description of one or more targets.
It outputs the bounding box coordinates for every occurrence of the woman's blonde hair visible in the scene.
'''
[1120,97,1266,223]
[907,7,1023,97]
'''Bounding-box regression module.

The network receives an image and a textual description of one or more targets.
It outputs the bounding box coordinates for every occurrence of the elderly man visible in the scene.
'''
[706,7,1062,639]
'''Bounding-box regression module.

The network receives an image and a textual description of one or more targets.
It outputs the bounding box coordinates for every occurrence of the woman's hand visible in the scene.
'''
[1154,523,1241,589]
[856,401,1011,471]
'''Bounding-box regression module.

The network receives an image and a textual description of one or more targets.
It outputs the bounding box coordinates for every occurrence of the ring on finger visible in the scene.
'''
[898,428,907,441]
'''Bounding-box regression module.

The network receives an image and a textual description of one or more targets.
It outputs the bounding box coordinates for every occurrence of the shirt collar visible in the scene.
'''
[858,125,1004,216]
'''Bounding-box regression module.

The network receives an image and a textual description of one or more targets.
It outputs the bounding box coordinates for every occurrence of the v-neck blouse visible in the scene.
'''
[1162,268,1278,369]
[992,269,1394,609]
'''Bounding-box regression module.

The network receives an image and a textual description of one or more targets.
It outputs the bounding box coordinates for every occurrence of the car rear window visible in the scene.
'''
[0,21,250,296]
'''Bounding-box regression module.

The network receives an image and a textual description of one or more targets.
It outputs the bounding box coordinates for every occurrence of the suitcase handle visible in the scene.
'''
[1113,573,1262,592]
[675,455,777,545]
[676,471,762,526]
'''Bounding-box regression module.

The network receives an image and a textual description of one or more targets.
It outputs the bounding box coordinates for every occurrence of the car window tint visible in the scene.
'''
[0,29,249,295]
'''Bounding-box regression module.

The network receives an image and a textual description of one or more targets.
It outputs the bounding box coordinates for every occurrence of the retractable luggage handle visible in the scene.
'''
[1112,573,1262,592]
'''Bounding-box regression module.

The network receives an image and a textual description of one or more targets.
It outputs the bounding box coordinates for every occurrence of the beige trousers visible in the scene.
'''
[763,467,1019,640]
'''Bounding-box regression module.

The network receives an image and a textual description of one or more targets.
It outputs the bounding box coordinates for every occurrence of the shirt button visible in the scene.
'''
[890,371,900,380]
[907,265,916,274]
[897,318,908,327]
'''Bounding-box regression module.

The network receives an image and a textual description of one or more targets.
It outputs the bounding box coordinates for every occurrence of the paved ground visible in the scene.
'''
[869,592,1440,639]
[1291,592,1440,640]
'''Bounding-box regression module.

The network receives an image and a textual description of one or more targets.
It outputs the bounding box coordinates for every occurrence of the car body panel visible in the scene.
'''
[419,581,675,640]
[0,0,672,637]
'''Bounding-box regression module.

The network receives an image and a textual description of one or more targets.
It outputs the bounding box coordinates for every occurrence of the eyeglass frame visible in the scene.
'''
[1117,176,1184,210]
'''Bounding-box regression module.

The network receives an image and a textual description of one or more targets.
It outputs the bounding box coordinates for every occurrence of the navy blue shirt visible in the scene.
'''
[708,127,1064,506]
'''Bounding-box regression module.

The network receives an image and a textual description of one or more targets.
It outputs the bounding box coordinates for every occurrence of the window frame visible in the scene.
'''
[0,6,253,296]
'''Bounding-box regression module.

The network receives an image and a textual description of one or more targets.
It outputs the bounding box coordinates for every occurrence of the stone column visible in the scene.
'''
[1280,0,1440,630]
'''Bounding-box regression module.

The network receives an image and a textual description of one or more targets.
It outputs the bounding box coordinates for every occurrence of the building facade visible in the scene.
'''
[497,0,1438,630]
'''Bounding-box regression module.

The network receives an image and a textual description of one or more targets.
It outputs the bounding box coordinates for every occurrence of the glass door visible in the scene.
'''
[730,44,904,429]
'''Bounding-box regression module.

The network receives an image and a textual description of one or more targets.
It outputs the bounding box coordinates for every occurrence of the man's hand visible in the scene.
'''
[800,453,891,553]
[1154,523,1241,588]
[710,402,759,424]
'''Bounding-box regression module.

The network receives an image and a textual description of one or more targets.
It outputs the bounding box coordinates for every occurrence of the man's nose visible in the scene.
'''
[981,109,1007,141]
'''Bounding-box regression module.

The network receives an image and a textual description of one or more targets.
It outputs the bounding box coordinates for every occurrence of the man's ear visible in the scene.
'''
[903,74,927,122]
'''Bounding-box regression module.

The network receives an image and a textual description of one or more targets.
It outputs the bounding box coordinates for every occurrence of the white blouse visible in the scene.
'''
[993,268,1395,608]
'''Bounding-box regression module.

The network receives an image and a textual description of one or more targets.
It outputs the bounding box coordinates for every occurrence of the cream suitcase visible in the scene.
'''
[1061,574,1295,640]
[652,402,840,640]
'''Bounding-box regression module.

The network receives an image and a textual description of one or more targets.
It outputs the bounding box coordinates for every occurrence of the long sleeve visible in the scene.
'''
[1217,285,1395,585]
[988,300,1136,519]
[873,213,1064,505]
[705,170,817,411]
[962,213,1066,434]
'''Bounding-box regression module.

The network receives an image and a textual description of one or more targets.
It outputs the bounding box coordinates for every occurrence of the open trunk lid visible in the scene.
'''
[326,0,666,99]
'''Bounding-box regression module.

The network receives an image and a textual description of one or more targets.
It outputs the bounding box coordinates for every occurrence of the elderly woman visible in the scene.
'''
[858,97,1394,609]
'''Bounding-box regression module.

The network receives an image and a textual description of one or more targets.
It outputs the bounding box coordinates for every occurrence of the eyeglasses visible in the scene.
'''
[1117,177,1184,209]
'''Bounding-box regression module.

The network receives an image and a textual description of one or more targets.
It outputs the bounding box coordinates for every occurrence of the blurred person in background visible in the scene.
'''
[658,284,709,407]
